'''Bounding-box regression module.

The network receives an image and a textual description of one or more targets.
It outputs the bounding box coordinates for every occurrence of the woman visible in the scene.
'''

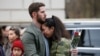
[5,27,21,56]
[0,27,5,56]
[42,16,72,56]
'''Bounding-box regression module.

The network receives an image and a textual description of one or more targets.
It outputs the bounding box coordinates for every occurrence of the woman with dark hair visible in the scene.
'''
[8,27,20,43]
[0,27,5,56]
[42,16,77,56]
[5,27,21,56]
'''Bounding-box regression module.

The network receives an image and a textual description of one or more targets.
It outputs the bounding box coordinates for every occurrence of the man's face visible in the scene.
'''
[37,6,46,24]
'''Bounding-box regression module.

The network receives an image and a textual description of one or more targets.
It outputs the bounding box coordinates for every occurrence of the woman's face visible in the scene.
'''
[42,24,54,38]
[8,30,18,43]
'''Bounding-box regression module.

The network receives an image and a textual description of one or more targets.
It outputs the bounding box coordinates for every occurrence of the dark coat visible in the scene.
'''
[0,44,5,56]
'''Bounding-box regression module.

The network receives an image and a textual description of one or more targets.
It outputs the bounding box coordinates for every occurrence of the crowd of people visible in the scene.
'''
[0,2,78,56]
[0,26,25,56]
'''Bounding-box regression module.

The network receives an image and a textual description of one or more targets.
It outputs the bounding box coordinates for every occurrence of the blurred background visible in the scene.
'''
[0,0,65,24]
[0,0,100,25]
[65,0,100,18]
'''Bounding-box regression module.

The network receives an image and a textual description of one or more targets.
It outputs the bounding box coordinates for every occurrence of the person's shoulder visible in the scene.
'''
[25,24,35,33]
[61,38,70,43]
[26,23,39,33]
[59,38,71,46]
[59,38,71,49]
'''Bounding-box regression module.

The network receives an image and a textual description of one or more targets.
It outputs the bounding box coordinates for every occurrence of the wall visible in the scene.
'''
[0,0,65,23]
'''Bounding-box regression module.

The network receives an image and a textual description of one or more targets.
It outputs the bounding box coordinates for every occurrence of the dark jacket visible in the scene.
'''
[22,23,46,56]
[0,44,5,56]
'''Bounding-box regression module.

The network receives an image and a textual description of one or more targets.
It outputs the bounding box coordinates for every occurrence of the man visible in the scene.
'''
[21,2,48,56]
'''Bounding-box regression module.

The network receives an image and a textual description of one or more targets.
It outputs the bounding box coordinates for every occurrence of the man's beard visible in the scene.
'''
[37,15,45,24]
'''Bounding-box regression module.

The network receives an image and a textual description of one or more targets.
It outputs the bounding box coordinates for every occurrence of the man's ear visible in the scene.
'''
[32,12,37,17]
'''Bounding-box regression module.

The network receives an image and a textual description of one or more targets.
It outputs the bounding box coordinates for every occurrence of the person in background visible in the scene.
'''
[5,27,21,56]
[42,15,78,56]
[1,25,10,39]
[1,25,11,53]
[1,25,11,43]
[19,27,26,39]
[21,2,47,56]
[11,39,24,56]
[0,27,5,56]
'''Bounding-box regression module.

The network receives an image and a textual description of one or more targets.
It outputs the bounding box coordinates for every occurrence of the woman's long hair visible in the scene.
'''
[44,16,71,42]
